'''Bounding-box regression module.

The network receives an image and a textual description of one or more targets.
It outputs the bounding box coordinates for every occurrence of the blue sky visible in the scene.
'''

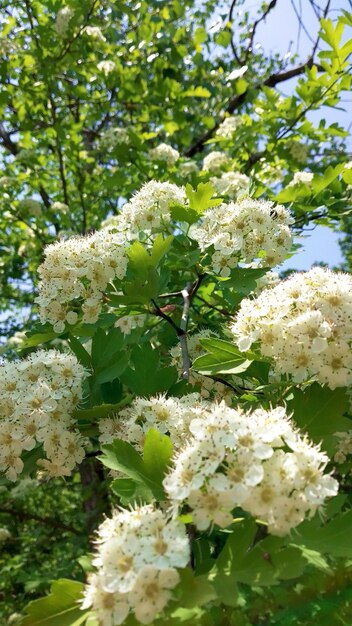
[251,0,351,270]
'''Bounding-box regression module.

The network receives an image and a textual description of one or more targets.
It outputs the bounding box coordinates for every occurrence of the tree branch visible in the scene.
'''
[0,506,80,535]
[184,57,322,157]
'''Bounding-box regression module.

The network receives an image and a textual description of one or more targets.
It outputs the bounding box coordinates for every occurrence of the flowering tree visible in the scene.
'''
[1,1,352,625]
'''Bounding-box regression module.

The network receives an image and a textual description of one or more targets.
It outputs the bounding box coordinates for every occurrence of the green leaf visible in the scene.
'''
[150,234,174,266]
[287,383,351,442]
[20,331,58,349]
[342,169,352,184]
[170,203,200,225]
[95,353,129,384]
[21,579,87,626]
[227,267,268,294]
[185,182,221,214]
[311,163,344,195]
[67,334,92,369]
[143,428,173,492]
[294,510,352,558]
[183,86,211,98]
[123,268,160,304]
[101,430,173,501]
[90,328,128,383]
[177,569,216,608]
[91,328,124,369]
[192,338,253,375]
[127,241,152,279]
[121,343,177,395]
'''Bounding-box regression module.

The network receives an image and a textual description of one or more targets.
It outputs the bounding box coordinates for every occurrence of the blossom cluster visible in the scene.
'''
[36,229,128,331]
[149,143,180,166]
[98,392,205,450]
[104,180,186,240]
[97,60,116,76]
[231,267,352,389]
[202,151,229,172]
[82,505,189,624]
[54,7,74,36]
[163,399,338,536]
[334,431,352,466]
[0,350,87,481]
[216,115,243,138]
[189,198,293,275]
[100,127,130,150]
[288,171,314,186]
[210,171,249,199]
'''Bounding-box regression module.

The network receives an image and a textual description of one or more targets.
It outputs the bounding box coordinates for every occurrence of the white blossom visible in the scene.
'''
[149,143,180,166]
[163,400,338,535]
[231,267,352,389]
[82,505,188,624]
[189,197,293,272]
[36,230,128,330]
[54,7,74,36]
[288,171,314,186]
[0,350,87,481]
[216,115,243,138]
[210,171,249,198]
[202,151,229,172]
[97,60,116,75]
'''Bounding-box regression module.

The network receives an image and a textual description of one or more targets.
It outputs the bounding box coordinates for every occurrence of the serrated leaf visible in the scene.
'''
[177,569,216,608]
[183,86,211,98]
[294,510,352,558]
[227,267,268,294]
[21,579,86,626]
[101,431,172,502]
[20,331,58,349]
[150,234,174,265]
[121,344,177,395]
[287,383,351,441]
[185,182,221,214]
[127,241,152,279]
[192,338,252,375]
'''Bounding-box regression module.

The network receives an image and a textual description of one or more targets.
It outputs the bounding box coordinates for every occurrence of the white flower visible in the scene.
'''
[83,26,106,41]
[231,267,352,389]
[82,506,188,624]
[97,60,116,75]
[163,400,338,535]
[54,7,74,36]
[288,171,314,186]
[287,140,308,163]
[227,66,248,81]
[149,143,180,166]
[110,180,186,239]
[202,151,229,172]
[17,199,42,217]
[36,229,128,328]
[0,528,11,541]
[210,171,249,198]
[0,350,87,481]
[189,197,293,271]
[216,115,243,138]
[100,127,129,149]
[129,567,180,624]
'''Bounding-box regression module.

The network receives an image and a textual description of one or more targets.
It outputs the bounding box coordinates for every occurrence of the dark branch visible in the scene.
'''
[0,506,80,535]
[184,58,322,157]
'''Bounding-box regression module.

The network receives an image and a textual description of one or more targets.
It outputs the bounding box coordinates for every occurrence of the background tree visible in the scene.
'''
[0,1,352,625]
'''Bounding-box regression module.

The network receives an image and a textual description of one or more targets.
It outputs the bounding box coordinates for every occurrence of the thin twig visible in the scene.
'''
[151,299,182,335]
